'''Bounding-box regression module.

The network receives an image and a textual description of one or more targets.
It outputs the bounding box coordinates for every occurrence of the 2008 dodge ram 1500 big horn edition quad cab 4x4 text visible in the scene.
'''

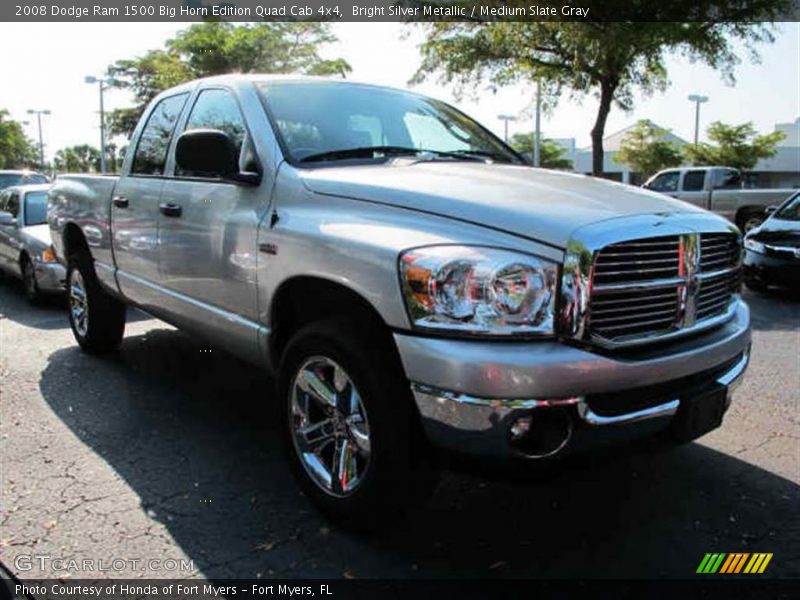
[49,75,751,525]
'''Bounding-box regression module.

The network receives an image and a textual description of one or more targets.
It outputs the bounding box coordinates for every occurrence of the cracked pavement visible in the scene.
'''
[0,279,798,579]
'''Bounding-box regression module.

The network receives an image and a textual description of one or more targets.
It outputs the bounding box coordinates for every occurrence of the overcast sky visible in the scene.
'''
[0,22,797,162]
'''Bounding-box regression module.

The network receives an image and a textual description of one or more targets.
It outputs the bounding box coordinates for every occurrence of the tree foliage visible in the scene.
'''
[614,120,684,178]
[54,144,101,173]
[0,110,38,169]
[107,22,351,136]
[411,6,785,176]
[509,133,573,169]
[684,121,785,171]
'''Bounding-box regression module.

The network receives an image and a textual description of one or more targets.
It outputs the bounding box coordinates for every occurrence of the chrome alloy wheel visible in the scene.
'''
[289,356,371,497]
[69,269,89,337]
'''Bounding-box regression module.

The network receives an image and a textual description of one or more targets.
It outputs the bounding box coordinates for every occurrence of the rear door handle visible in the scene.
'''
[112,196,128,208]
[159,203,182,218]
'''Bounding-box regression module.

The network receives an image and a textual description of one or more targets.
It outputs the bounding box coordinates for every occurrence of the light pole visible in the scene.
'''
[688,94,709,146]
[533,78,542,167]
[26,109,50,170]
[85,75,113,172]
[497,114,516,143]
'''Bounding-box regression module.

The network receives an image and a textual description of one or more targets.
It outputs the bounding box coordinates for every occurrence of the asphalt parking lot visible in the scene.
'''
[1,279,798,579]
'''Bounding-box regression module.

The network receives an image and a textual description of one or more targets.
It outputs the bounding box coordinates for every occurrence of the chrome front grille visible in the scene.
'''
[587,232,741,346]
[700,233,740,272]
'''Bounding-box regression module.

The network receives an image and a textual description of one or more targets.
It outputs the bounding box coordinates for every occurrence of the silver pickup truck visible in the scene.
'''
[50,75,751,525]
[643,166,795,233]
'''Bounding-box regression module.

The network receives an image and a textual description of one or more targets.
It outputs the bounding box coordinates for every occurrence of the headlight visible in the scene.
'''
[744,238,766,254]
[399,245,558,336]
[40,245,57,263]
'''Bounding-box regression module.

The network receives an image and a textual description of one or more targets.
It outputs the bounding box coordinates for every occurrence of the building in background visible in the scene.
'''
[558,117,799,188]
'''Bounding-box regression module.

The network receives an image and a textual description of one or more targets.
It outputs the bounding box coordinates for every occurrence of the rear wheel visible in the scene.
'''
[21,255,43,305]
[738,211,765,234]
[278,318,437,528]
[66,251,126,354]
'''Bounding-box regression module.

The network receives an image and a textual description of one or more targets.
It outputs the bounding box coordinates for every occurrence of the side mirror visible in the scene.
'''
[175,129,260,185]
[0,211,16,226]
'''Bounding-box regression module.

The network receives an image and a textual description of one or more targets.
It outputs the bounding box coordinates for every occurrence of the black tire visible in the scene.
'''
[66,250,126,354]
[277,317,438,529]
[21,255,42,305]
[737,211,764,234]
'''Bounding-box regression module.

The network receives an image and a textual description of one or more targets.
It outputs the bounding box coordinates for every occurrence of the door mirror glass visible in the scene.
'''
[0,210,16,226]
[175,129,239,178]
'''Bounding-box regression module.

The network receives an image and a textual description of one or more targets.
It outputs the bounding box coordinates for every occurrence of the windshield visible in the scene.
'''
[24,191,48,226]
[774,193,800,221]
[0,173,48,190]
[257,82,520,165]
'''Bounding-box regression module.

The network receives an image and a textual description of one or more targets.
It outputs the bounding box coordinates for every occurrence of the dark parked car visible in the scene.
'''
[743,192,800,291]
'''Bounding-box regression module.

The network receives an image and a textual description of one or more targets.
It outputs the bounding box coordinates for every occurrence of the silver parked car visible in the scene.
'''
[0,184,65,302]
[49,76,751,526]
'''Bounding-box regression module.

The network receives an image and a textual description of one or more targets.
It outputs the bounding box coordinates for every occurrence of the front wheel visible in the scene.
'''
[278,318,437,528]
[66,251,126,354]
[21,255,43,305]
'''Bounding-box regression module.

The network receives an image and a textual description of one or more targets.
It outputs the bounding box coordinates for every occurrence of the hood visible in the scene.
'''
[21,223,52,248]
[300,161,705,248]
[749,217,800,246]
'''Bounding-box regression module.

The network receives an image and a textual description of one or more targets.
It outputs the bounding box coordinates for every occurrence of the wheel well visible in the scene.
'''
[270,277,389,366]
[18,250,30,268]
[63,223,89,260]
[735,206,765,224]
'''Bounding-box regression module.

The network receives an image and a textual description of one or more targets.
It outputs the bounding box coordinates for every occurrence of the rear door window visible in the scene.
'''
[682,170,706,192]
[131,93,189,176]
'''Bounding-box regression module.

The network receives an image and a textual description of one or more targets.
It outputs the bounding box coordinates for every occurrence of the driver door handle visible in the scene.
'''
[159,203,182,218]
[112,196,128,208]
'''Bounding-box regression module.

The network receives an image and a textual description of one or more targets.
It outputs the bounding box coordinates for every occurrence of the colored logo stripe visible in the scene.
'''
[697,553,773,574]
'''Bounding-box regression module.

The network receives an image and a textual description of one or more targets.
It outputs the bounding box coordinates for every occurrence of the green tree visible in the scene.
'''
[54,145,101,173]
[684,121,785,171]
[411,7,785,176]
[0,110,38,169]
[107,22,351,136]
[509,133,573,169]
[614,120,684,179]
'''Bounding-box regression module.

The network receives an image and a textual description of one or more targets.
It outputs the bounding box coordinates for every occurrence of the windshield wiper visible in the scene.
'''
[443,149,513,163]
[298,146,489,164]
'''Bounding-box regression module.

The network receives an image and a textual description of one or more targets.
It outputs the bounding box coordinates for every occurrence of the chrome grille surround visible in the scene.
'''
[559,214,742,349]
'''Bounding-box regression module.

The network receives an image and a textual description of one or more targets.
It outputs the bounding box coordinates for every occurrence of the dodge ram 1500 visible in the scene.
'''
[49,75,751,524]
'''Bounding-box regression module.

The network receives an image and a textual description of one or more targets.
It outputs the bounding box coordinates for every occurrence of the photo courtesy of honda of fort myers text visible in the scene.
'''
[0,0,799,599]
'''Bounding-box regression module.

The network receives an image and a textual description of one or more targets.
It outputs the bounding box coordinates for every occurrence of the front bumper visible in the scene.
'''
[395,300,751,458]
[743,250,800,288]
[34,261,66,293]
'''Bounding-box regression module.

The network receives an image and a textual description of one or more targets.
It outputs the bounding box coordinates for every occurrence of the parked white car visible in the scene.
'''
[0,184,65,302]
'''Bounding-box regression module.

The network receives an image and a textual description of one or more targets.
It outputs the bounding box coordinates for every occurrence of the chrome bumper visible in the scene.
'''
[397,301,751,459]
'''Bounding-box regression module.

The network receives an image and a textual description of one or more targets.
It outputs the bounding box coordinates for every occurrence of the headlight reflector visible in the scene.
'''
[744,238,765,254]
[400,245,557,336]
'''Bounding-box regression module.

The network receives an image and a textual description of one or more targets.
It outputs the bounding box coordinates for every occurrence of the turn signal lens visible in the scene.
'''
[41,245,57,263]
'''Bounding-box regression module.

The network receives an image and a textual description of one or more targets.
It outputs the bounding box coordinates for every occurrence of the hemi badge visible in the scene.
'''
[259,243,278,255]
